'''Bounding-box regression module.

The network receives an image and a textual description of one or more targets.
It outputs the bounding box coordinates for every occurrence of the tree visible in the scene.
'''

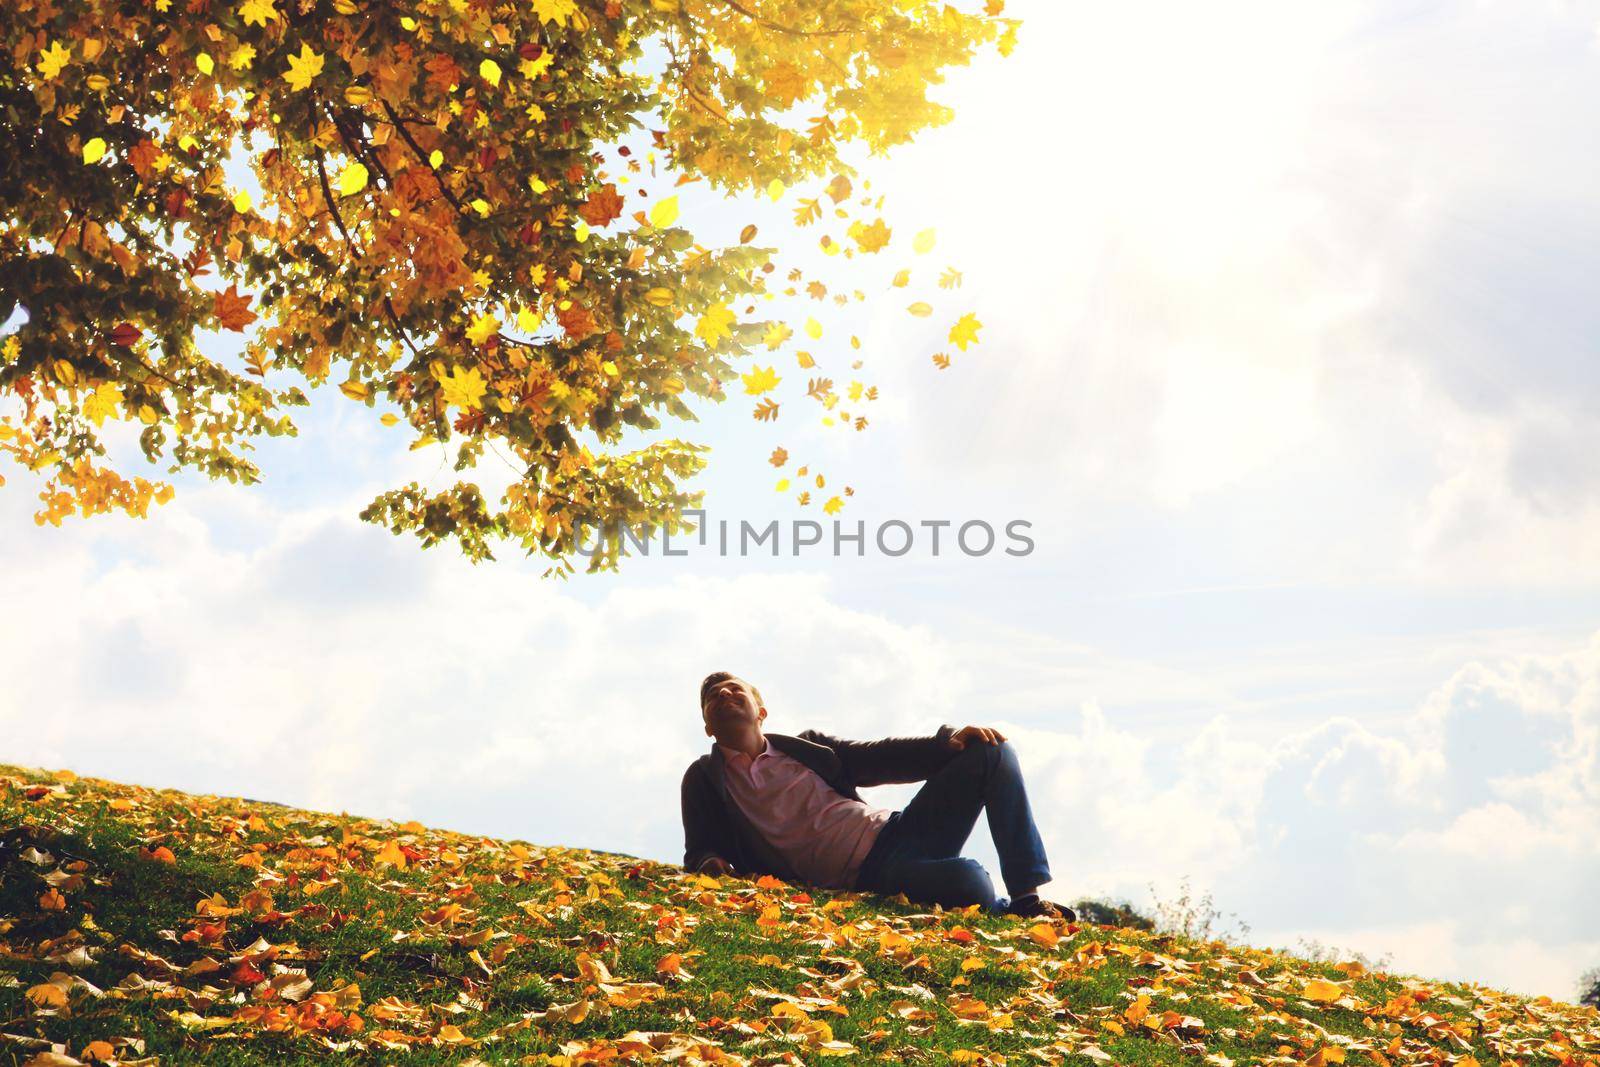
[1580,966,1599,1009]
[0,0,1013,572]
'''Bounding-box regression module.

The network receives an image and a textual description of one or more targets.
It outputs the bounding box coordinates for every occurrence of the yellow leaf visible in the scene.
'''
[82,137,107,164]
[907,302,933,317]
[38,40,72,82]
[601,360,618,377]
[644,287,674,308]
[649,195,680,228]
[804,317,822,339]
[232,189,252,213]
[440,366,488,410]
[196,52,214,75]
[283,43,324,91]
[823,495,844,515]
[479,58,502,86]
[372,840,407,870]
[466,313,500,346]
[695,303,735,346]
[336,161,368,196]
[239,0,279,26]
[26,982,69,1009]
[1302,979,1345,1003]
[767,178,785,200]
[775,478,790,491]
[429,149,444,169]
[380,412,399,426]
[913,228,937,254]
[892,269,911,287]
[742,366,780,395]
[948,312,982,351]
[339,379,369,400]
[83,382,123,427]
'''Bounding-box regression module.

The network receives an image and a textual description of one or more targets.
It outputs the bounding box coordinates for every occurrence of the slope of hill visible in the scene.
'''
[1,765,1594,1066]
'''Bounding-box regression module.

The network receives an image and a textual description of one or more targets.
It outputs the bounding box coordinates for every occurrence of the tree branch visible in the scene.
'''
[380,99,468,216]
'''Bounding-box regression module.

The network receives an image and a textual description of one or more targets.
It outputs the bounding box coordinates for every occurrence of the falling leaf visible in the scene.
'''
[948,312,982,351]
[82,137,107,164]
[213,284,258,331]
[913,228,936,254]
[649,195,679,228]
[742,366,780,395]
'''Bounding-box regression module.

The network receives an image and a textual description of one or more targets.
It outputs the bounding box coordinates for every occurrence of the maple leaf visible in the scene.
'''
[948,312,983,351]
[283,44,324,92]
[441,366,487,410]
[83,382,123,427]
[762,62,806,106]
[849,218,892,253]
[38,40,72,81]
[556,301,597,340]
[466,314,500,346]
[238,0,279,25]
[578,184,625,227]
[823,495,844,515]
[695,303,735,347]
[762,323,792,350]
[532,0,577,24]
[743,366,780,395]
[213,284,258,331]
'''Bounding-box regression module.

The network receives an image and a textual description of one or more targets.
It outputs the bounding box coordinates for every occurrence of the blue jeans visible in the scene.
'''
[852,739,1051,913]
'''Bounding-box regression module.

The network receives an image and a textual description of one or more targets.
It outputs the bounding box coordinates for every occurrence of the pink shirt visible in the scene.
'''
[718,738,892,890]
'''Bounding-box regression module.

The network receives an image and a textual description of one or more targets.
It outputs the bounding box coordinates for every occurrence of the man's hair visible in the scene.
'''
[700,671,763,710]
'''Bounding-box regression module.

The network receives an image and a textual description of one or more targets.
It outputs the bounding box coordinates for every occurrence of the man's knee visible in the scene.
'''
[956,738,1019,772]
[947,858,996,908]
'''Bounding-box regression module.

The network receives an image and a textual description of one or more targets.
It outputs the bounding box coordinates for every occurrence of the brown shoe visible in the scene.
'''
[1006,895,1077,922]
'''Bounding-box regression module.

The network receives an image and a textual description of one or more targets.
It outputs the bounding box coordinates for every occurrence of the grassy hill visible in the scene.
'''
[1,766,1594,1066]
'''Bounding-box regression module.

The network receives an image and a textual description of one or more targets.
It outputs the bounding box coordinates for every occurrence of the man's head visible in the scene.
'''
[699,671,766,738]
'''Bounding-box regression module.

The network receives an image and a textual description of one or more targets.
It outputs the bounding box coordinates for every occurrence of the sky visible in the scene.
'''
[4,0,1599,1000]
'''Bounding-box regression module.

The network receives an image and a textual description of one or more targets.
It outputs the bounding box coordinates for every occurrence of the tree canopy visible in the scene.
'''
[1,0,1013,571]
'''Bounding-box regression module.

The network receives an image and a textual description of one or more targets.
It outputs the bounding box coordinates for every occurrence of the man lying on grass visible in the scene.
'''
[681,671,1075,921]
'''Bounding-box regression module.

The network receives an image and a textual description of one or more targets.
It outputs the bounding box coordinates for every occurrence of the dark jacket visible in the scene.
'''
[680,723,961,885]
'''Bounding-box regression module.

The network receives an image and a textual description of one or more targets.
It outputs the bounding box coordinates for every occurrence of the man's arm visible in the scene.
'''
[681,761,741,874]
[797,723,962,788]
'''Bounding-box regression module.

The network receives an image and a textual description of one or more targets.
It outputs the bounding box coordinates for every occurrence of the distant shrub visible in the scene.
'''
[1293,937,1393,973]
[1070,897,1156,931]
[1148,876,1252,944]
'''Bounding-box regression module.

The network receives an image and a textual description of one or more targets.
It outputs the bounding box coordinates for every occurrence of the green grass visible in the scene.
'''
[1,764,1595,1066]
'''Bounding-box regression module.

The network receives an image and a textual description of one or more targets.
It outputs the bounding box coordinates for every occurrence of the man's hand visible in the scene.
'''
[947,725,1008,750]
[695,855,735,877]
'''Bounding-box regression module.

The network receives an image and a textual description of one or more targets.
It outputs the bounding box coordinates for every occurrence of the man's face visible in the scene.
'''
[702,676,764,735]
